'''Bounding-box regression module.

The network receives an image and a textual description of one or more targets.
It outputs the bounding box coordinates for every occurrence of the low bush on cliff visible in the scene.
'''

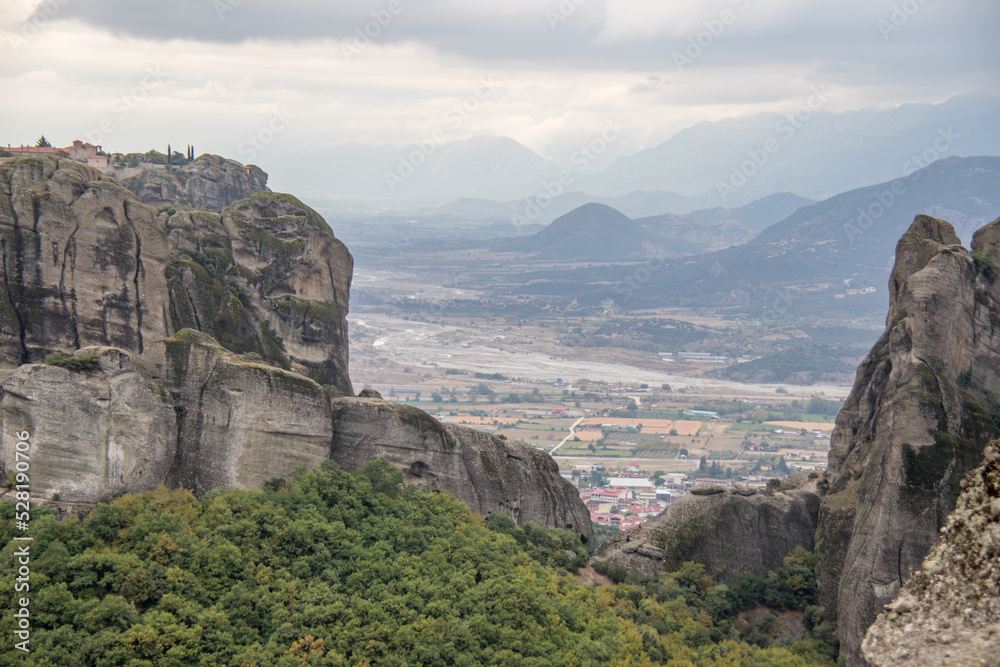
[43,351,99,372]
[0,461,829,666]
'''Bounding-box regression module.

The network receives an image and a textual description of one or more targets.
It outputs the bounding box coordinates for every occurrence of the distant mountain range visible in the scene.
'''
[577,93,1000,205]
[279,94,1000,209]
[685,193,816,230]
[510,155,1000,318]
[495,203,760,260]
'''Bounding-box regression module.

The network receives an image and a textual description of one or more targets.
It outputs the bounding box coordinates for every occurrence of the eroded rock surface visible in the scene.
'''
[163,191,353,392]
[0,156,172,366]
[122,154,269,210]
[329,397,593,545]
[0,347,176,502]
[862,442,1000,666]
[0,155,353,394]
[816,215,1000,665]
[595,474,820,578]
[145,329,333,496]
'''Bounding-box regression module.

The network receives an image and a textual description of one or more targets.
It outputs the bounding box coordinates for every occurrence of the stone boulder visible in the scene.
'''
[162,191,353,392]
[329,397,593,545]
[595,474,820,578]
[862,443,1000,666]
[0,347,176,502]
[816,215,1000,665]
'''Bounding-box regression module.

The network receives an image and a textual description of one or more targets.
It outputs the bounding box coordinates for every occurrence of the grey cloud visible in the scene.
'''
[52,0,999,81]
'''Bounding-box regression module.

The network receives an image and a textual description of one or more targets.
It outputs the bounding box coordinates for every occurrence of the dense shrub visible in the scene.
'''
[0,461,831,665]
[43,351,99,372]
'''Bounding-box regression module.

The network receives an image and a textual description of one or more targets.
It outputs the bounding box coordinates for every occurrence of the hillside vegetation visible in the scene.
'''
[1,461,832,666]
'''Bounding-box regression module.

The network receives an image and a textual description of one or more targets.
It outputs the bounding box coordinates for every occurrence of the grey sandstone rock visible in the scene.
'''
[0,156,172,365]
[122,154,269,210]
[144,329,332,495]
[862,442,1000,667]
[0,155,354,395]
[596,474,820,578]
[0,347,176,502]
[816,214,1000,665]
[329,397,593,545]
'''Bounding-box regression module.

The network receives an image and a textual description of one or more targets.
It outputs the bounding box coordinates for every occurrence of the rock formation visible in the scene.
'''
[162,191,353,392]
[595,474,820,578]
[0,347,176,502]
[0,334,592,540]
[816,214,1000,665]
[862,442,1000,666]
[0,153,591,545]
[144,329,333,496]
[0,156,172,367]
[329,397,593,545]
[0,155,352,394]
[122,154,269,210]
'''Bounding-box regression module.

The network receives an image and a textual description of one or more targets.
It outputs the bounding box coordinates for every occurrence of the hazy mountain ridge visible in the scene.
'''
[579,93,1000,205]
[493,202,759,260]
[509,156,1000,319]
[275,94,999,210]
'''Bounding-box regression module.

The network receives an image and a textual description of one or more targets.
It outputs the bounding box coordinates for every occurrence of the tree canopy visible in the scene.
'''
[1,460,832,666]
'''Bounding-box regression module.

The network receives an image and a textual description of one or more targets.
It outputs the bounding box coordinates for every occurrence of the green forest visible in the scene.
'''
[2,461,833,666]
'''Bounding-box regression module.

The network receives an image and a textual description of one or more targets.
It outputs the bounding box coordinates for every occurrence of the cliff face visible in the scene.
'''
[0,156,172,365]
[0,153,591,545]
[329,398,593,545]
[595,475,820,578]
[163,191,353,392]
[816,214,1000,665]
[0,338,591,540]
[862,442,1000,666]
[122,154,269,210]
[0,347,176,502]
[0,155,352,394]
[144,330,333,496]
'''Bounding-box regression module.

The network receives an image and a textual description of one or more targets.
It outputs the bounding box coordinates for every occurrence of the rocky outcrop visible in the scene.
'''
[0,156,172,367]
[0,333,592,540]
[329,397,593,545]
[163,191,353,392]
[0,347,176,502]
[862,442,1000,666]
[816,215,1000,665]
[122,154,269,210]
[145,329,333,496]
[0,156,353,394]
[0,154,590,542]
[595,474,821,578]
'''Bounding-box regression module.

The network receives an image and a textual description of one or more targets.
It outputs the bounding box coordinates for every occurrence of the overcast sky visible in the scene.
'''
[2,0,998,175]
